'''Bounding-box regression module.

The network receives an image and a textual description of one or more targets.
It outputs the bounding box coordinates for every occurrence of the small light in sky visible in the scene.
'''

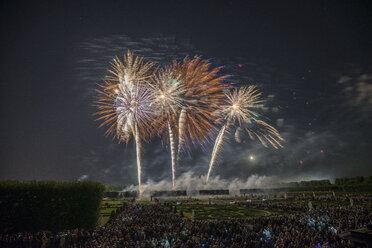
[299,160,303,165]
[114,89,119,94]
[250,155,254,160]
[320,149,324,153]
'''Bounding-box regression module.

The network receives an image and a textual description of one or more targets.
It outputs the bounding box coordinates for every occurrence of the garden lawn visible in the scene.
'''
[176,203,272,221]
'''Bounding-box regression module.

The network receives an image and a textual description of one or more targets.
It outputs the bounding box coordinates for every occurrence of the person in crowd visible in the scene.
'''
[1,195,371,248]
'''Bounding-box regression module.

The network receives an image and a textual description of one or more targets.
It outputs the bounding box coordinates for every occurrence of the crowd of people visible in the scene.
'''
[1,197,371,247]
[288,193,371,203]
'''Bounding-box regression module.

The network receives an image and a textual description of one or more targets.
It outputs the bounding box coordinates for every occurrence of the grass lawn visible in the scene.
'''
[176,203,272,221]
[101,200,126,206]
[98,200,125,226]
[100,207,117,214]
[102,216,110,224]
[137,199,151,205]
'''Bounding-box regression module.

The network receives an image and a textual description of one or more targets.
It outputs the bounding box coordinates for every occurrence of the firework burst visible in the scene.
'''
[206,86,284,183]
[150,57,230,187]
[172,56,231,158]
[150,66,186,187]
[94,51,155,193]
[109,50,155,86]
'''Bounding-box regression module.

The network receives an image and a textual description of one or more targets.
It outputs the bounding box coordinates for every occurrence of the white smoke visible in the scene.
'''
[126,171,277,197]
[78,174,89,181]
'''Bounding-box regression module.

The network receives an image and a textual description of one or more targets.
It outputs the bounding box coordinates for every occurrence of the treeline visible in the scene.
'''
[280,176,372,192]
[104,191,138,198]
[285,179,332,187]
[0,181,105,233]
[335,176,372,185]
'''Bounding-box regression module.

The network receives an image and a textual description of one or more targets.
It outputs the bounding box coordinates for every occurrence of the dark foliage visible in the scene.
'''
[199,190,229,195]
[335,176,372,185]
[0,181,104,233]
[103,191,120,198]
[150,190,187,197]
[276,177,372,193]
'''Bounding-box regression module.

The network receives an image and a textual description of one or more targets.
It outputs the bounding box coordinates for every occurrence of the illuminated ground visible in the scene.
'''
[99,194,369,224]
[175,203,274,220]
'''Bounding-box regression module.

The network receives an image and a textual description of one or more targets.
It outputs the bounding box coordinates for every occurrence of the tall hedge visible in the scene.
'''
[298,180,331,187]
[0,181,105,233]
[335,176,369,185]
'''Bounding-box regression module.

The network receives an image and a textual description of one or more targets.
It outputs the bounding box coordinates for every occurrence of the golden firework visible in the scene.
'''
[206,86,284,182]
[94,50,155,192]
[172,56,231,154]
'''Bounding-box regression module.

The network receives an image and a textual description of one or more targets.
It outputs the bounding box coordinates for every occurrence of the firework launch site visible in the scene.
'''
[103,176,372,199]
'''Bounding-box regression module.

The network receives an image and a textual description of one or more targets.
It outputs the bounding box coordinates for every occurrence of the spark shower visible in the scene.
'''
[94,51,283,192]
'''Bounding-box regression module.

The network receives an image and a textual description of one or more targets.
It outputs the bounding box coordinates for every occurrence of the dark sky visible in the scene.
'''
[1,0,371,187]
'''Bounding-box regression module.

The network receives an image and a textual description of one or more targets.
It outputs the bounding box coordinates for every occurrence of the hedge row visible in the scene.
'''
[277,184,372,193]
[281,177,372,190]
[282,179,332,187]
[335,176,372,185]
[0,181,105,233]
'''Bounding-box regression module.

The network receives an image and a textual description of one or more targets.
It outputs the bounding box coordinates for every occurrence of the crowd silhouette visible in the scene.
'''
[1,196,371,247]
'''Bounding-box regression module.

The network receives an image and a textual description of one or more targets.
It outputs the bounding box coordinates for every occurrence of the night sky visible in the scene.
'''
[1,1,371,187]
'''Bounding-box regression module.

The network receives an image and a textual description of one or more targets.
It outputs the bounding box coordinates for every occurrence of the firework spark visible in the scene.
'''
[109,50,155,86]
[151,58,230,187]
[206,86,284,183]
[172,56,231,157]
[150,66,186,187]
[94,51,155,193]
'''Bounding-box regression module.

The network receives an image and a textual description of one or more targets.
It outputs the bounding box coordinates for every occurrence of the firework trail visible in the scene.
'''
[134,123,142,190]
[206,124,228,183]
[150,66,185,187]
[151,57,229,187]
[168,121,176,187]
[176,107,187,161]
[94,51,155,194]
[206,86,284,183]
[172,56,230,159]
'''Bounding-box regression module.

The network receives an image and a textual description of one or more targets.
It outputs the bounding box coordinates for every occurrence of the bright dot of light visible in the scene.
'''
[299,160,303,165]
[232,104,238,109]
[160,94,165,99]
[114,89,119,94]
[250,156,254,160]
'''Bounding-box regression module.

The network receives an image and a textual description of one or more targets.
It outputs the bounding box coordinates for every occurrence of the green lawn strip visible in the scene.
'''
[96,216,111,227]
[138,200,151,205]
[102,216,110,225]
[101,200,126,205]
[98,207,118,226]
[177,204,270,220]
[100,207,117,214]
